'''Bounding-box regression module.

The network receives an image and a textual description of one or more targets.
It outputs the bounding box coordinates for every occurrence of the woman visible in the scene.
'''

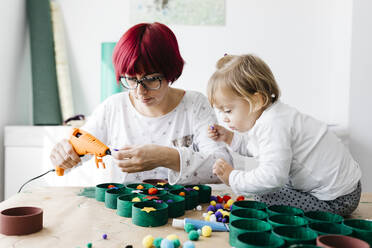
[50,22,231,185]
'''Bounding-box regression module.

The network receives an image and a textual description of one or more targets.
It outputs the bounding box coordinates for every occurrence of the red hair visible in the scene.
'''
[113,22,184,83]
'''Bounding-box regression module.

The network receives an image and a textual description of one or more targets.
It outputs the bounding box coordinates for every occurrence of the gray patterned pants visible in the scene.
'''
[254,181,361,216]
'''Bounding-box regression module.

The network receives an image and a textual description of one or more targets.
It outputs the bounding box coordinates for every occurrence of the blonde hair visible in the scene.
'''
[207,54,280,112]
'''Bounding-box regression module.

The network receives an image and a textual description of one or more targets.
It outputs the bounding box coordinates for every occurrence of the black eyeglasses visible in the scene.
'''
[120,75,163,90]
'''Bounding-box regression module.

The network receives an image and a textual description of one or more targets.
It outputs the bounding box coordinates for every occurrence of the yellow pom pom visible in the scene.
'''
[207,211,214,215]
[132,197,141,202]
[142,235,154,248]
[193,186,200,190]
[217,209,224,213]
[210,200,216,206]
[204,215,210,221]
[166,234,179,240]
[222,211,230,217]
[202,225,212,237]
[227,199,234,206]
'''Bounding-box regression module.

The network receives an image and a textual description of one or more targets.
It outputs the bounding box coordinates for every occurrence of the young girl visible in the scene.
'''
[207,54,361,216]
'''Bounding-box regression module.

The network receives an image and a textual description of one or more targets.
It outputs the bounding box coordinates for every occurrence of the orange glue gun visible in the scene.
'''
[55,128,111,176]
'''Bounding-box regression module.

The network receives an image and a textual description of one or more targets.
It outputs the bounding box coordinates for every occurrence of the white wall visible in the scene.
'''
[0,0,32,201]
[349,0,372,191]
[57,0,352,127]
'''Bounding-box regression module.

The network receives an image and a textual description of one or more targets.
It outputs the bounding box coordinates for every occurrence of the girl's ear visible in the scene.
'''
[252,92,265,112]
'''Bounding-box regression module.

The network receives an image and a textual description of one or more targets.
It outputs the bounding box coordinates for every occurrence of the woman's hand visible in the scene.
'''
[50,139,81,170]
[213,158,233,186]
[112,144,180,173]
[207,124,234,145]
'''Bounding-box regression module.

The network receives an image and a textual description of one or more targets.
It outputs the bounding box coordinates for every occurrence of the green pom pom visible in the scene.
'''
[188,230,199,241]
[153,237,163,248]
[172,239,181,248]
[184,223,196,233]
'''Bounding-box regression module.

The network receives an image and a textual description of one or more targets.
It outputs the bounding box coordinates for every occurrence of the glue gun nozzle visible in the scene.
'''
[106,149,111,155]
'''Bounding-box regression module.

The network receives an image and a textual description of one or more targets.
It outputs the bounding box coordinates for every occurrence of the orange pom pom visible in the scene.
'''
[137,185,144,190]
[148,188,158,195]
[179,192,186,197]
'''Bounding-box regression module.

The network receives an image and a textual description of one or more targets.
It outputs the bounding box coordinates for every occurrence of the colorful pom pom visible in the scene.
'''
[185,223,196,233]
[102,233,107,239]
[179,192,185,197]
[160,238,175,248]
[223,195,231,203]
[132,197,141,202]
[148,188,158,195]
[193,186,199,190]
[153,237,163,248]
[188,230,199,241]
[136,184,144,190]
[183,241,195,248]
[210,200,216,206]
[166,234,179,240]
[142,235,154,248]
[236,195,245,201]
[202,225,212,237]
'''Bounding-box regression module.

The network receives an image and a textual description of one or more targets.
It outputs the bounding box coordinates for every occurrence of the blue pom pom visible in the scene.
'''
[183,241,195,248]
[210,196,218,202]
[215,211,223,218]
[215,203,223,210]
[160,238,174,248]
[207,205,216,212]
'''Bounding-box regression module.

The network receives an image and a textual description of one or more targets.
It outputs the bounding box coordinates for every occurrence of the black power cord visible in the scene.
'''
[18,169,56,193]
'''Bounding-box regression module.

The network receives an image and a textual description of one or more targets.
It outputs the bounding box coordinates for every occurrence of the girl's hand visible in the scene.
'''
[213,158,233,186]
[50,139,81,170]
[207,124,234,145]
[112,144,180,173]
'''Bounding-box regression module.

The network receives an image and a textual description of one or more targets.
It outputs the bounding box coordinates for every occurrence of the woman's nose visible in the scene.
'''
[136,83,147,95]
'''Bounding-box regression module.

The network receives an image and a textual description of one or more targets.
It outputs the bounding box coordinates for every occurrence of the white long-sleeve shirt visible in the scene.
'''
[81,90,231,185]
[229,101,361,200]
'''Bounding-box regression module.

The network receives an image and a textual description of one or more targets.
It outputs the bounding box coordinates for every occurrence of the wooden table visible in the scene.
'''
[0,186,371,248]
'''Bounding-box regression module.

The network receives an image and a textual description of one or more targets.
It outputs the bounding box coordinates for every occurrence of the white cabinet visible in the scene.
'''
[4,126,113,200]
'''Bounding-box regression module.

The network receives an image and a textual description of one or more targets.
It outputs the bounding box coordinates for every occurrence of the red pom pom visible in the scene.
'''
[223,195,231,203]
[148,188,158,195]
[236,195,245,201]
[107,184,116,189]
[217,196,223,203]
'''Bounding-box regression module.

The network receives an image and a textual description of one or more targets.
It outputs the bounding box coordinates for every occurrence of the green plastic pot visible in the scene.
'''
[231,200,267,212]
[230,208,268,223]
[95,183,124,202]
[117,193,148,218]
[132,201,168,227]
[184,184,211,203]
[268,215,309,228]
[229,219,272,247]
[169,189,198,210]
[343,219,372,245]
[104,187,132,209]
[267,205,304,217]
[272,226,318,245]
[309,222,352,236]
[304,211,343,224]
[235,232,285,248]
[160,193,185,218]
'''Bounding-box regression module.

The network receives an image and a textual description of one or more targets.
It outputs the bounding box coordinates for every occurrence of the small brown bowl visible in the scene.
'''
[316,234,370,248]
[142,179,168,186]
[0,206,43,235]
